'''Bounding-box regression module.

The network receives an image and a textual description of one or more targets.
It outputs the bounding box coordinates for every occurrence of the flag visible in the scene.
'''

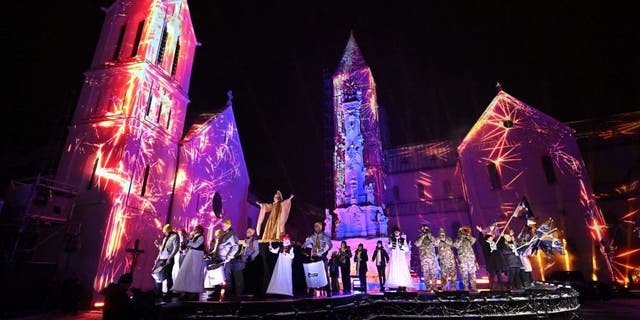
[534,218,564,255]
[535,218,553,238]
[513,196,535,221]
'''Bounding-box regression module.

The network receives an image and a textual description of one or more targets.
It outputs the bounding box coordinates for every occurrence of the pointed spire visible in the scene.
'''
[334,32,368,76]
[226,90,233,108]
[496,82,503,92]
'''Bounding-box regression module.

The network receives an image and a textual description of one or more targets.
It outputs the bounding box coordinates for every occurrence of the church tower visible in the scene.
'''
[332,34,386,238]
[55,0,197,293]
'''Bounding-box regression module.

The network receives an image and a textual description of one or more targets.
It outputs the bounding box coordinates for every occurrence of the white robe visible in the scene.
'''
[266,246,295,296]
[386,240,413,289]
[172,235,206,293]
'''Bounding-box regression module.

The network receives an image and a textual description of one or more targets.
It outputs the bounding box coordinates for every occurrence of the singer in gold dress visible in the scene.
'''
[256,191,294,241]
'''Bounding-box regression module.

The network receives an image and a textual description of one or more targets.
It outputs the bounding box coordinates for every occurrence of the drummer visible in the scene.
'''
[303,222,333,297]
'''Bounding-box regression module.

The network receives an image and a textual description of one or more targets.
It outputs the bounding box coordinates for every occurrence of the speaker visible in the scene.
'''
[435,290,469,300]
[383,291,417,299]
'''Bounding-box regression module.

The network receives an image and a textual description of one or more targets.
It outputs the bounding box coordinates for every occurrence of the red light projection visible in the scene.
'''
[56,0,200,293]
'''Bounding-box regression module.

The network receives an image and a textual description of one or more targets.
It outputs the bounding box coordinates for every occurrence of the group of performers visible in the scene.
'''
[146,190,540,302]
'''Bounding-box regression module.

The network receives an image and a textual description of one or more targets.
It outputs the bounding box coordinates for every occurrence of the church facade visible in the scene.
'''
[45,0,638,301]
[55,0,255,295]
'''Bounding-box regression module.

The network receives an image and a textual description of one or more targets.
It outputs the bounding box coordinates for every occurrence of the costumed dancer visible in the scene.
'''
[414,224,438,291]
[436,228,456,291]
[354,243,369,293]
[372,240,389,292]
[329,251,341,293]
[516,225,535,288]
[172,228,188,282]
[172,225,206,300]
[476,224,506,290]
[303,221,333,297]
[242,228,261,295]
[499,230,524,290]
[519,242,535,288]
[338,241,353,293]
[207,219,239,300]
[152,224,180,299]
[177,228,188,265]
[386,226,413,292]
[453,226,478,291]
[256,191,294,241]
[266,234,295,297]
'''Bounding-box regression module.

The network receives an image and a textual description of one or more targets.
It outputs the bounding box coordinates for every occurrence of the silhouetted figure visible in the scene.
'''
[60,272,81,315]
[101,273,134,320]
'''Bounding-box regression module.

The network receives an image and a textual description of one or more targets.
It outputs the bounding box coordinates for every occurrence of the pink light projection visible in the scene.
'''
[458,89,615,282]
[171,95,255,248]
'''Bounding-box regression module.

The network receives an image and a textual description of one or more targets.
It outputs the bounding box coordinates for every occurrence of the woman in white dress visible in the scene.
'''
[386,226,413,292]
[172,225,206,300]
[266,234,295,297]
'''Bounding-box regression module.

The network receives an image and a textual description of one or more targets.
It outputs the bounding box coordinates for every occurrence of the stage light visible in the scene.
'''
[93,301,104,308]
[435,291,470,301]
[476,276,490,284]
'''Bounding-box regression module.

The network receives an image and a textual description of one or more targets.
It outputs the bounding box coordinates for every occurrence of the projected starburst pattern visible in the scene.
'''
[457,90,617,282]
[333,34,384,207]
[172,105,251,246]
[56,0,198,292]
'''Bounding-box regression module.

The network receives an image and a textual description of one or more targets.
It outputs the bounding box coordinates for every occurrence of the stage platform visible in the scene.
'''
[156,283,580,319]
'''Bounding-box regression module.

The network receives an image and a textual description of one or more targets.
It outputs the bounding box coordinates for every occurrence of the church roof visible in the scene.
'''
[182,91,233,142]
[334,32,369,77]
[458,88,575,153]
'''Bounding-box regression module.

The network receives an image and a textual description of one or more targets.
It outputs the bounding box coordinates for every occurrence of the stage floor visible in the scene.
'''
[156,283,581,319]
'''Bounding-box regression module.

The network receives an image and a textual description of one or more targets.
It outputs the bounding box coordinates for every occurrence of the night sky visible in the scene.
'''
[4,1,639,208]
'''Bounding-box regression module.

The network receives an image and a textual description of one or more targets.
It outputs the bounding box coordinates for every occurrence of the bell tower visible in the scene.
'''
[55,0,197,293]
[332,33,386,238]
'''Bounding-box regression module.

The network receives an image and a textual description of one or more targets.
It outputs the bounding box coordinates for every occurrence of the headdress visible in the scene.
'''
[162,224,172,233]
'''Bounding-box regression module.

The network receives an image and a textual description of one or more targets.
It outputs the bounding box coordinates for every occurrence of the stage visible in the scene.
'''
[155,283,580,319]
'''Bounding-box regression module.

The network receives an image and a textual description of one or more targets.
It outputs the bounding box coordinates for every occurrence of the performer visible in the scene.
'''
[414,224,438,291]
[152,224,180,299]
[499,231,524,290]
[372,240,389,292]
[256,191,294,241]
[476,224,506,290]
[172,228,188,283]
[266,234,295,296]
[100,273,133,320]
[354,243,368,293]
[453,226,478,291]
[436,228,456,291]
[208,219,239,300]
[172,225,206,300]
[328,251,341,293]
[303,222,333,297]
[242,228,261,295]
[177,228,188,265]
[386,226,413,292]
[518,242,535,288]
[338,241,353,293]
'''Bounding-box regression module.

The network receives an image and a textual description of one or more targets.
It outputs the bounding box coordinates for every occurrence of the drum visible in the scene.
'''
[303,260,328,288]
[205,265,225,288]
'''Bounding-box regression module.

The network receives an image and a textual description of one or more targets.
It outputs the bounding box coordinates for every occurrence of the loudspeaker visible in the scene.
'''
[435,290,469,300]
[383,291,417,299]
[479,290,511,300]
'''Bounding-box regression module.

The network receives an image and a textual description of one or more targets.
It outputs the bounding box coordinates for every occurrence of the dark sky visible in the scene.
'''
[4,1,639,208]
